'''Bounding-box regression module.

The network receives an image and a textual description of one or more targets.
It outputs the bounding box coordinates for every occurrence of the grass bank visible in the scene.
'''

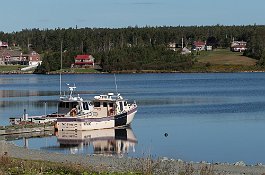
[0,65,30,74]
[0,154,216,175]
[196,49,257,66]
[0,154,111,175]
[49,68,101,74]
[188,49,265,72]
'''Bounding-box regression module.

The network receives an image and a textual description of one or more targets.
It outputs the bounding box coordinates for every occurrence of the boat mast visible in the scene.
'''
[60,40,63,96]
[114,74,118,95]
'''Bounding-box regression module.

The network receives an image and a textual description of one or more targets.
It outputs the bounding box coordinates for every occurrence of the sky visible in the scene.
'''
[1,0,264,33]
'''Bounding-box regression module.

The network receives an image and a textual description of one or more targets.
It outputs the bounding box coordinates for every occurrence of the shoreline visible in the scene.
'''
[1,141,265,174]
[1,69,265,75]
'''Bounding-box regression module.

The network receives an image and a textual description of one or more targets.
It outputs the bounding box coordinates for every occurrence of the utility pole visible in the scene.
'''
[182,38,184,48]
[81,41,83,54]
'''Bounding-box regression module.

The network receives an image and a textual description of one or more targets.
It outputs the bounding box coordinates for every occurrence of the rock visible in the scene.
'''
[161,157,169,161]
[256,163,264,167]
[234,161,246,166]
[177,159,183,162]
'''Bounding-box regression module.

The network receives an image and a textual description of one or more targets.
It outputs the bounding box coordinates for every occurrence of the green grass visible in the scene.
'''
[50,68,101,74]
[195,49,257,66]
[0,155,134,175]
[0,65,26,72]
[69,68,100,73]
[0,154,217,175]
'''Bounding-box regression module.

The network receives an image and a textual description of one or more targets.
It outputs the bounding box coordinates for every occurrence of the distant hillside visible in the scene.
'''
[1,25,265,73]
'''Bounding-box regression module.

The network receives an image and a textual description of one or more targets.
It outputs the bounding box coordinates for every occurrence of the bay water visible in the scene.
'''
[1,73,265,164]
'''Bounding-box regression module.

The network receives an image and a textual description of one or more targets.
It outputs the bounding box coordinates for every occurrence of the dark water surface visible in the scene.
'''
[1,73,265,164]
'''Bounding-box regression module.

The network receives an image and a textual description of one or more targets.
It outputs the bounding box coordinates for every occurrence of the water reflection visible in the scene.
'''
[55,127,137,156]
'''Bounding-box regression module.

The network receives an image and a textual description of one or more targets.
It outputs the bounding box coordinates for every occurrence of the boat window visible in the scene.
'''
[109,103,113,107]
[70,102,78,108]
[94,102,100,107]
[103,102,107,107]
[66,102,69,108]
[83,102,89,110]
[119,102,123,111]
[59,102,62,107]
[124,101,127,106]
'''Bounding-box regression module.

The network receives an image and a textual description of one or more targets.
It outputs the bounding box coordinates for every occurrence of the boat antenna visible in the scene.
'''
[60,40,63,96]
[114,74,118,95]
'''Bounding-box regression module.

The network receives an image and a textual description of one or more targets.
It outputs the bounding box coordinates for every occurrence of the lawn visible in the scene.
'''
[50,68,101,74]
[0,65,26,72]
[196,49,257,66]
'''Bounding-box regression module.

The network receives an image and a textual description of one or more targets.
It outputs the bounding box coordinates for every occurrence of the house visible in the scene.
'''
[206,46,213,51]
[0,41,8,49]
[0,50,24,65]
[168,42,177,51]
[0,50,41,65]
[193,41,206,51]
[230,41,247,52]
[26,51,42,66]
[74,54,95,68]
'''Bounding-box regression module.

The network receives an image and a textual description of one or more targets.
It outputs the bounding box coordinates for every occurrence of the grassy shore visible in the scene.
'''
[0,154,119,175]
[0,49,263,74]
[0,154,214,175]
[196,49,257,66]
[1,140,265,175]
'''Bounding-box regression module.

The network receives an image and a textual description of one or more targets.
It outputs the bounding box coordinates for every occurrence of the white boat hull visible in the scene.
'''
[56,107,137,131]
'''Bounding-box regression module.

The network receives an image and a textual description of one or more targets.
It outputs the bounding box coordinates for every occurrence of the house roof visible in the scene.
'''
[231,45,246,48]
[75,55,90,60]
[0,50,22,57]
[193,41,205,47]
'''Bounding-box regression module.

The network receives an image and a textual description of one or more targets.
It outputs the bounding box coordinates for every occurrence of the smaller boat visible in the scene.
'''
[56,93,137,131]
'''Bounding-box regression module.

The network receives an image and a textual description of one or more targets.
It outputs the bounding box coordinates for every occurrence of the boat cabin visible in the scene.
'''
[58,100,92,116]
[93,93,129,117]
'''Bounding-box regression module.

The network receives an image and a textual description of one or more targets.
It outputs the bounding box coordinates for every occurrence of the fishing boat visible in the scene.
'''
[47,84,90,117]
[56,127,137,156]
[9,84,89,125]
[56,93,137,131]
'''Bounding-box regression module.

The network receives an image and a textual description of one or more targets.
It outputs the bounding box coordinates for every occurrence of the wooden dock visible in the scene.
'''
[0,123,54,136]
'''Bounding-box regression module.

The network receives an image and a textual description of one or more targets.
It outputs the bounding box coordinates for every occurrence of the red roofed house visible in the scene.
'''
[74,54,95,68]
[230,41,247,52]
[193,41,206,51]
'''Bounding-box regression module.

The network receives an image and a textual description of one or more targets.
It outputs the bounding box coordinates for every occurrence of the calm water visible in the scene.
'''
[1,73,265,164]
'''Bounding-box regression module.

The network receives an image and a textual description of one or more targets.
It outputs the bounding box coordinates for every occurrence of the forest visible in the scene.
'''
[0,25,265,73]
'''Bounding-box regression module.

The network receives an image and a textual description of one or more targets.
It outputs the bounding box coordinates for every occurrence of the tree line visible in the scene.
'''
[0,25,265,73]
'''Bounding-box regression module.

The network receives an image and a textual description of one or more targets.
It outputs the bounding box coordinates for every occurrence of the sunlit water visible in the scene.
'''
[1,73,265,164]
